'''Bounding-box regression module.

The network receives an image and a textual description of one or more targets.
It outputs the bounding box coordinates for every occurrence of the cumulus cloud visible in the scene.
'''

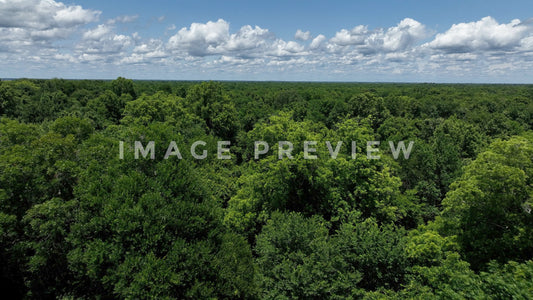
[310,34,326,49]
[133,39,163,54]
[330,25,368,46]
[0,0,100,53]
[329,18,429,54]
[83,24,113,40]
[119,38,167,64]
[270,40,306,57]
[0,0,100,29]
[80,33,133,55]
[0,28,34,51]
[1,7,532,82]
[53,4,99,26]
[377,18,429,52]
[520,36,533,51]
[76,24,135,63]
[427,16,532,53]
[168,19,230,56]
[223,25,273,54]
[294,29,311,41]
[167,19,299,58]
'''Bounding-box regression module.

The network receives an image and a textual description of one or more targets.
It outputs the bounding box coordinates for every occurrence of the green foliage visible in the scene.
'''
[439,134,533,270]
[50,116,94,141]
[226,113,411,238]
[186,81,239,140]
[111,77,137,98]
[1,79,533,298]
[431,116,488,198]
[479,260,533,298]
[0,210,26,298]
[346,92,391,130]
[23,198,78,298]
[53,123,257,298]
[121,91,205,137]
[86,90,128,127]
[256,212,362,299]
[0,80,41,119]
[335,218,408,291]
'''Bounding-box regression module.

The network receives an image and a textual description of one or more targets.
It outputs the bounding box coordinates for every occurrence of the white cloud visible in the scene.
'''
[378,18,429,52]
[222,25,273,55]
[0,0,100,29]
[310,34,326,49]
[133,39,162,54]
[53,4,100,26]
[489,62,514,72]
[431,53,478,61]
[168,19,229,56]
[0,27,34,50]
[216,55,252,65]
[167,19,298,58]
[77,24,135,62]
[83,24,112,40]
[330,18,429,53]
[1,8,532,82]
[270,40,306,57]
[520,36,533,51]
[330,25,368,46]
[53,53,77,63]
[0,0,100,53]
[30,27,74,40]
[427,16,532,53]
[121,38,167,64]
[80,33,133,55]
[385,52,409,62]
[295,29,311,41]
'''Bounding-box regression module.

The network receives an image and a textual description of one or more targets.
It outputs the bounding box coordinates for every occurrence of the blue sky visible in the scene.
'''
[1,0,533,82]
[74,0,531,37]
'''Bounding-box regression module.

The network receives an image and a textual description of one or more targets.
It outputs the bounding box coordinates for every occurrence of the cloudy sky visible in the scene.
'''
[1,0,533,82]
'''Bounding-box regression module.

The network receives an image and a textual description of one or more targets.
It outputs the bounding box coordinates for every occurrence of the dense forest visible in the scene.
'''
[1,78,532,299]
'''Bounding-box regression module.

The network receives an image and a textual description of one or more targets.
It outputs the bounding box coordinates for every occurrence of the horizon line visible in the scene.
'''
[2,77,533,85]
